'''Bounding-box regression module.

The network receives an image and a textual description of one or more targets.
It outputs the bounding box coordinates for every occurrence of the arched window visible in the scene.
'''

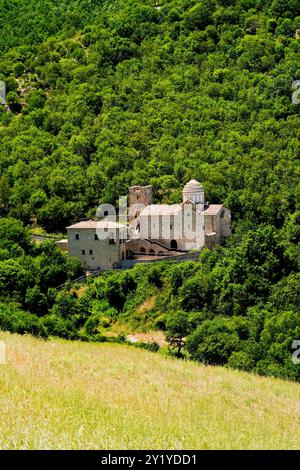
[149,249,155,254]
[170,240,177,249]
[140,247,146,253]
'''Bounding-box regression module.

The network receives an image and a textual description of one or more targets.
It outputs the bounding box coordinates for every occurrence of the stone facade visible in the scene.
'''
[138,201,205,251]
[67,180,231,270]
[55,239,68,251]
[128,185,152,222]
[67,220,126,270]
[130,180,230,253]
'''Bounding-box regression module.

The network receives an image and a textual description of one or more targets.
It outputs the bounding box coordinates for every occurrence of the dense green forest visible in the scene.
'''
[0,0,299,380]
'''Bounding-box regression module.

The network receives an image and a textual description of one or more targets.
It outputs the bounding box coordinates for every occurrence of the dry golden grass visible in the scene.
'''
[0,331,299,450]
[137,297,155,313]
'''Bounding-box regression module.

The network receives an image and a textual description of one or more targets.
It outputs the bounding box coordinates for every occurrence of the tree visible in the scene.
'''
[186,317,240,365]
[166,311,190,357]
[6,91,21,112]
[179,270,212,311]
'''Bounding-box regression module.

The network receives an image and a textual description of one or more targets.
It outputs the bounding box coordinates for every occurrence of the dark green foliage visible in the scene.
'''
[0,303,47,338]
[0,0,298,233]
[132,341,160,352]
[186,317,240,365]
[147,266,163,288]
[0,0,299,381]
[166,310,190,357]
[228,351,255,372]
[0,217,83,320]
[41,314,78,340]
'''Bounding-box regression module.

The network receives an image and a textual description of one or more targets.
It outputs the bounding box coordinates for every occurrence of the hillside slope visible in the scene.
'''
[0,331,299,450]
[0,0,299,232]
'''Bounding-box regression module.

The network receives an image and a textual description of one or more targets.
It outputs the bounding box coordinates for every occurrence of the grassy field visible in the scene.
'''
[0,331,299,450]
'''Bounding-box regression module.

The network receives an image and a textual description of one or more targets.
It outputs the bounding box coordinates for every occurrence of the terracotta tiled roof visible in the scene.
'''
[204,204,223,215]
[67,220,126,229]
[140,204,183,216]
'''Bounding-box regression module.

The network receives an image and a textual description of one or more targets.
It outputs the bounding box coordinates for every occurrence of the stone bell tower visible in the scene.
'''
[129,185,152,222]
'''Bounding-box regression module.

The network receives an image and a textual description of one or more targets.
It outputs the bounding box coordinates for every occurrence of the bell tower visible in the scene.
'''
[129,185,152,222]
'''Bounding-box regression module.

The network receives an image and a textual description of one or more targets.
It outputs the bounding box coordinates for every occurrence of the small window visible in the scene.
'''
[81,249,85,255]
[89,249,93,255]
[75,233,80,240]
[94,234,98,240]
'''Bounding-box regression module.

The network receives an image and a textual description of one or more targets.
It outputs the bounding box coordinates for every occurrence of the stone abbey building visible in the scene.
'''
[66,180,231,270]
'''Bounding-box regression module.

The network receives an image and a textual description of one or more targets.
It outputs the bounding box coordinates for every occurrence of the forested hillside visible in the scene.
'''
[0,0,299,230]
[0,0,299,381]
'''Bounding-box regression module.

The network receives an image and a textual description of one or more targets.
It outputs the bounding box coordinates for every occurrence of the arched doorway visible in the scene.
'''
[140,247,146,253]
[170,240,177,249]
[149,249,155,255]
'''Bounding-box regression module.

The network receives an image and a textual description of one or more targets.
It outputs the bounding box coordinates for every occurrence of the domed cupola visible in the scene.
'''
[183,179,205,208]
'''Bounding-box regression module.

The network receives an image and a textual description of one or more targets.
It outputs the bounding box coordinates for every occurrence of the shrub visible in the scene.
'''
[0,303,47,338]
[147,266,163,288]
[186,318,240,365]
[84,315,100,335]
[99,316,112,328]
[153,314,166,330]
[42,314,78,340]
[228,351,255,372]
[133,341,160,353]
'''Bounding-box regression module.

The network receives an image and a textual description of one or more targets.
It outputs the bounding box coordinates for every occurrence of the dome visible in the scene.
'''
[182,179,205,205]
[183,179,204,194]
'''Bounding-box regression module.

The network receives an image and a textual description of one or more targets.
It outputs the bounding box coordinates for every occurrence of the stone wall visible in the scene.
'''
[68,228,123,270]
[120,250,201,269]
[129,185,152,222]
